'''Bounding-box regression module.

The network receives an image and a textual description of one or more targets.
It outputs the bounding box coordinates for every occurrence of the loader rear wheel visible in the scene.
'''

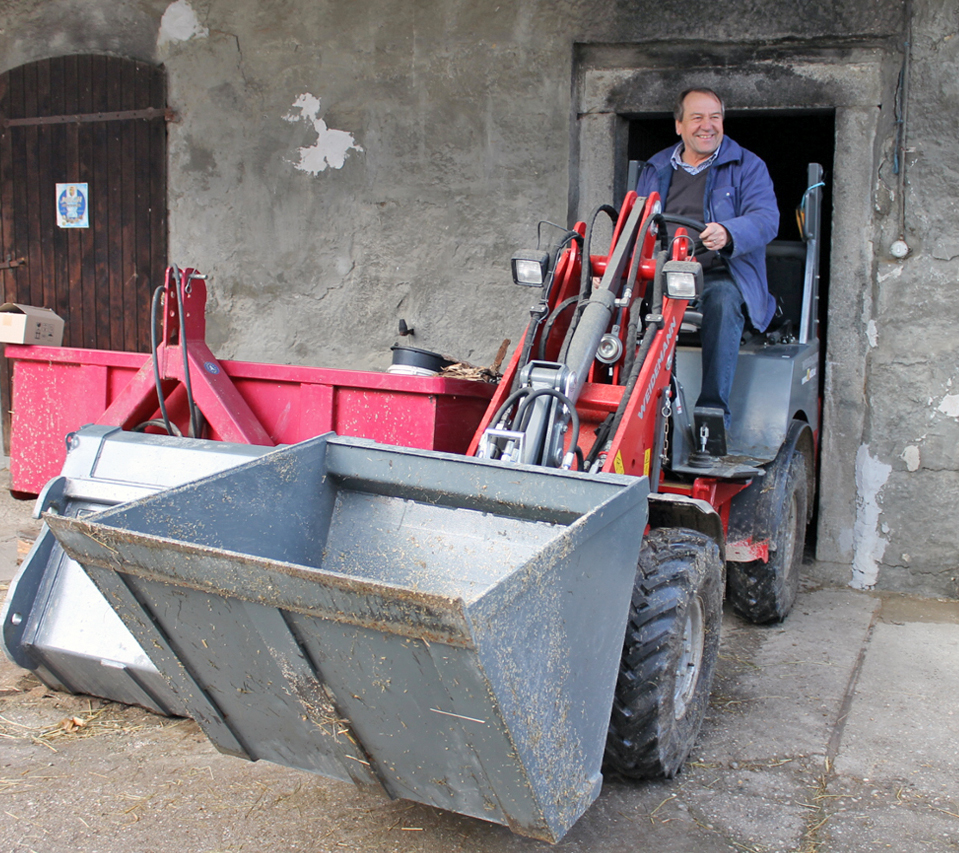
[604,527,724,780]
[727,449,808,624]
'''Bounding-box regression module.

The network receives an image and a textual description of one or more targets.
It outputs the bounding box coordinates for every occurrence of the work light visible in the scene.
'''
[511,251,550,287]
[663,260,704,300]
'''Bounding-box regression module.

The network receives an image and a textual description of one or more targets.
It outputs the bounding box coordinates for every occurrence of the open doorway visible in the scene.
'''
[627,109,834,308]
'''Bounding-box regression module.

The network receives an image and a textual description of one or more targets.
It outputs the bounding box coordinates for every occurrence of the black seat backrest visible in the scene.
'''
[765,241,806,329]
[679,240,808,344]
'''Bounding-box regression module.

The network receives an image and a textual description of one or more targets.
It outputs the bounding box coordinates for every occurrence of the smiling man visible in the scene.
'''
[635,88,779,448]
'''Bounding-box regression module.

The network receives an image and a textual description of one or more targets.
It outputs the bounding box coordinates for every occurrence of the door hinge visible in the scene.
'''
[1,107,176,129]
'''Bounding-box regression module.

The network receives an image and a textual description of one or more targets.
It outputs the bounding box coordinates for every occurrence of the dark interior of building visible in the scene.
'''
[627,109,835,346]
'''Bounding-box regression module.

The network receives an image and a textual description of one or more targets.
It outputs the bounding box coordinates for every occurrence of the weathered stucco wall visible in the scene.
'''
[153,2,577,371]
[853,1,959,597]
[0,0,956,598]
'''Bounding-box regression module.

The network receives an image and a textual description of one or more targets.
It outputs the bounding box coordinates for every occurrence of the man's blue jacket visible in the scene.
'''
[635,137,780,332]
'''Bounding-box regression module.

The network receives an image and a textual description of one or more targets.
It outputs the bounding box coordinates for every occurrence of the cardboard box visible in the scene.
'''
[0,303,65,346]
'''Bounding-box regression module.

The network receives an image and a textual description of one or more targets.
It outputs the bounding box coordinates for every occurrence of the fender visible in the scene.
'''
[648,491,726,562]
[727,419,815,561]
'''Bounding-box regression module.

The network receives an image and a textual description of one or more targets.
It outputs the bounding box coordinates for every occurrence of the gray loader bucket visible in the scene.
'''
[46,434,649,843]
[1,426,275,714]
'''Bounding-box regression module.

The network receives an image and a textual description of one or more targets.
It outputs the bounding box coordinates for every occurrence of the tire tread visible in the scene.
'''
[604,527,724,779]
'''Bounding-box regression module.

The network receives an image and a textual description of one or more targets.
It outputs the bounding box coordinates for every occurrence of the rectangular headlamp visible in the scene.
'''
[663,259,704,300]
[511,250,550,287]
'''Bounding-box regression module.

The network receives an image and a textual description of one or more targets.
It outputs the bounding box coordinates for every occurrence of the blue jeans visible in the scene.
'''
[697,270,745,426]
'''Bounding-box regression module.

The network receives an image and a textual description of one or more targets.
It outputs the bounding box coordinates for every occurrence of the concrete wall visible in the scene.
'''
[1,0,956,599]
[859,1,959,597]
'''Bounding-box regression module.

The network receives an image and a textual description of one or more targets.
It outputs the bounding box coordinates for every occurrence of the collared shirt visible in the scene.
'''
[670,142,721,176]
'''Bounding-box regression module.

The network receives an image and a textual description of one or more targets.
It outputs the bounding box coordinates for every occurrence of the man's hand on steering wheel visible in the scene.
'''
[658,214,730,257]
[699,222,731,252]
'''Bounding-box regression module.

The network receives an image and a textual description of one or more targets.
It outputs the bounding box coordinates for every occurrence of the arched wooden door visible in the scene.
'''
[0,55,168,452]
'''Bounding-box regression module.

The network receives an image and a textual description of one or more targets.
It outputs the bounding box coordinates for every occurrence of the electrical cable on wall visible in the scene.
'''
[892,0,912,251]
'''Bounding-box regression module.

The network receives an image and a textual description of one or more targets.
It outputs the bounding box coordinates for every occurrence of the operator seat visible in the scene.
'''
[679,239,807,344]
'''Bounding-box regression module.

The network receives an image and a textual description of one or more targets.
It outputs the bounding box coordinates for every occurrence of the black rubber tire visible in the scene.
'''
[604,527,724,779]
[727,450,808,624]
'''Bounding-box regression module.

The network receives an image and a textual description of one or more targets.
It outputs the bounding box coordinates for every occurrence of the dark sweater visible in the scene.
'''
[664,167,720,269]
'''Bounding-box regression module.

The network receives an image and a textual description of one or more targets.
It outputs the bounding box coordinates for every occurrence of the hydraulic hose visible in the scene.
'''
[510,302,549,398]
[485,385,583,469]
[513,386,582,468]
[622,307,642,380]
[149,284,175,437]
[488,387,533,431]
[133,418,182,436]
[559,204,618,364]
[481,386,534,461]
[579,205,620,302]
[536,295,579,362]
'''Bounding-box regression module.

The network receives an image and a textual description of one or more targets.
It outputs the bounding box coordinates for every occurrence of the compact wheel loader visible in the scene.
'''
[3,166,824,843]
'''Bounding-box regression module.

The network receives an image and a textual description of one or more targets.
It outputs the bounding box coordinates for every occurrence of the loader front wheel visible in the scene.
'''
[604,527,724,779]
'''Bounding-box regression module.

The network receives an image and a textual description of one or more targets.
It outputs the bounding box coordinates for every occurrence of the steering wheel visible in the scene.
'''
[658,214,708,258]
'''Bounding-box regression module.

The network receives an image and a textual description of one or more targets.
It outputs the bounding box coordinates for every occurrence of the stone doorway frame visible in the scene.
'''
[570,41,902,567]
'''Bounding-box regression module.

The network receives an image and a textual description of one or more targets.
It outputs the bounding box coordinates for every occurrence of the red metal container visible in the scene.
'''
[5,343,494,494]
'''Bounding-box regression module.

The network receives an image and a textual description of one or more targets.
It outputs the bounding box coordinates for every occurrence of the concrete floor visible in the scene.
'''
[0,461,957,853]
